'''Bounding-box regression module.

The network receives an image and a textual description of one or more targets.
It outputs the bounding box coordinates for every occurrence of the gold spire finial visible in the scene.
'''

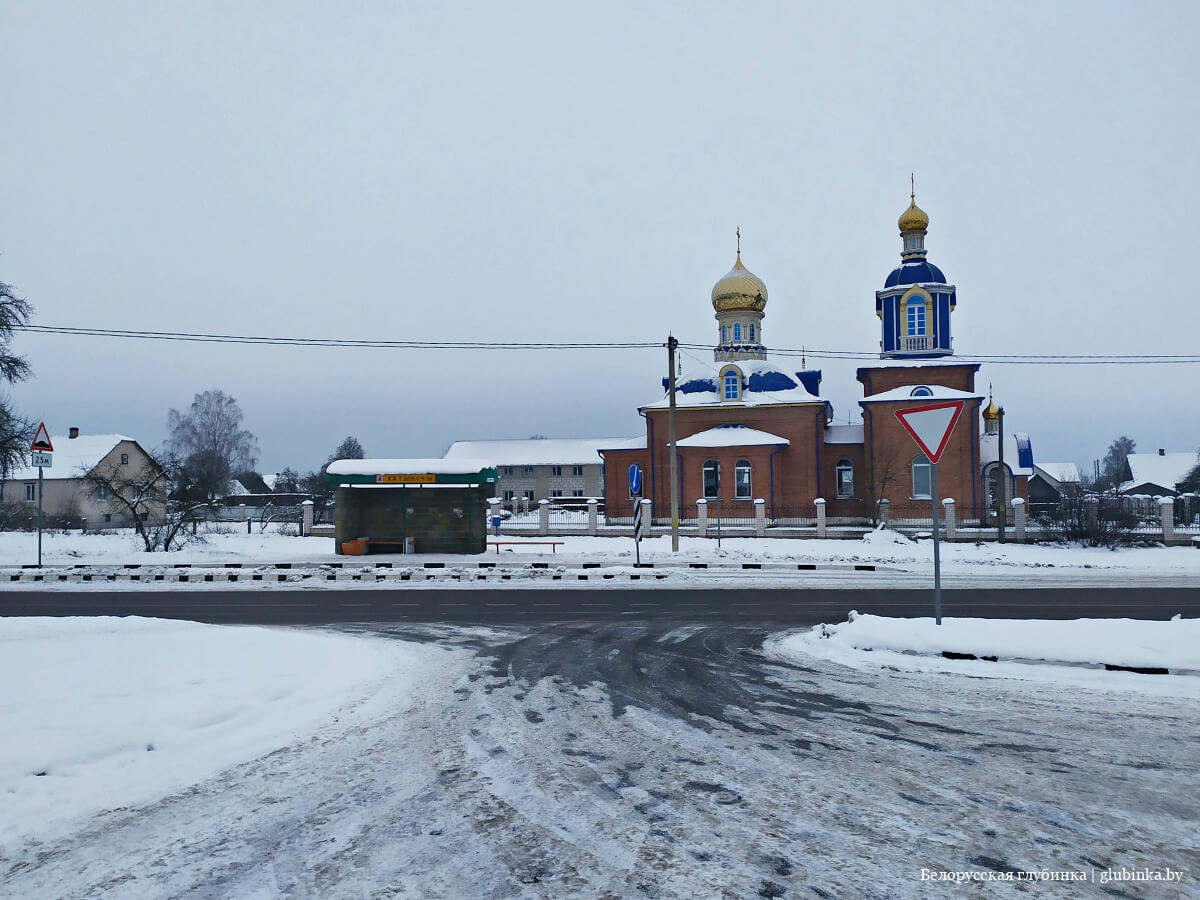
[911,172,915,200]
[736,226,741,257]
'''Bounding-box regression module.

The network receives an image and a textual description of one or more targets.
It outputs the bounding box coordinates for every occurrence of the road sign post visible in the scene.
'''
[30,423,54,569]
[629,465,644,566]
[893,401,966,626]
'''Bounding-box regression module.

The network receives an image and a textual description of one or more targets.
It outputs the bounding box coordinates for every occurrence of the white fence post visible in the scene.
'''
[1012,496,1026,542]
[814,498,826,538]
[587,498,598,535]
[538,498,550,536]
[301,499,314,536]
[640,498,652,536]
[1160,497,1175,543]
[696,498,708,537]
[878,498,890,529]
[238,502,247,523]
[942,497,956,541]
[754,498,766,537]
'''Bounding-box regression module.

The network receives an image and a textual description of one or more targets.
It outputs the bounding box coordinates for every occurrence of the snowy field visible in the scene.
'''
[2,526,1198,579]
[0,617,463,855]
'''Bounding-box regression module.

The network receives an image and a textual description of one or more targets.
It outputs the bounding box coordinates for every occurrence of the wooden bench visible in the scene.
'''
[487,540,564,554]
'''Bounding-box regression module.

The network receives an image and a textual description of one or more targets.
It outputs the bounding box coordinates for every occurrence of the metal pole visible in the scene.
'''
[667,335,679,552]
[997,406,1006,543]
[37,467,44,568]
[931,461,942,625]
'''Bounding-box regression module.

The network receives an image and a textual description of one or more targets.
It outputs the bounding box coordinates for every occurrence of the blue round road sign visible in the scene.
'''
[628,464,642,496]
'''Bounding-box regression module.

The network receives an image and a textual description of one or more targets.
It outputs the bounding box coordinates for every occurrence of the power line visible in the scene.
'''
[16,324,1200,364]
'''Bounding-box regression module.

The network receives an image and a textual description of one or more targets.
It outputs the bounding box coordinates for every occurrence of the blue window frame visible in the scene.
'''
[721,325,727,342]
[748,323,755,341]
[733,323,742,341]
[723,370,739,400]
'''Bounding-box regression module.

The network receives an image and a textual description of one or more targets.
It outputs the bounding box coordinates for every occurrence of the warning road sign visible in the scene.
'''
[893,401,965,464]
[30,422,53,453]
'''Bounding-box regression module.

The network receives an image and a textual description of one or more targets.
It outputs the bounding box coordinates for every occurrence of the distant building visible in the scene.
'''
[2,428,163,527]
[1119,450,1198,497]
[443,438,633,505]
[1029,462,1080,506]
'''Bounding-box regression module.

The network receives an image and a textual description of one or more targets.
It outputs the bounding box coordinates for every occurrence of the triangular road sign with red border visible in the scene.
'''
[30,422,53,453]
[894,401,965,464]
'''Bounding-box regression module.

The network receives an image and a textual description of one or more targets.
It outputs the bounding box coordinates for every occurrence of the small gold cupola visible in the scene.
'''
[712,229,768,362]
[983,392,1001,434]
[898,193,930,233]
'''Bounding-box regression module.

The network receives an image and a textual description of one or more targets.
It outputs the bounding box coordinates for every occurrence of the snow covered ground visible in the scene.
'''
[0,617,464,855]
[769,614,1200,700]
[2,525,1198,578]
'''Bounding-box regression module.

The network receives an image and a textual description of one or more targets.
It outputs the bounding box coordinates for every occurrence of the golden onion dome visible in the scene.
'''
[983,398,1000,421]
[898,194,929,233]
[711,252,768,314]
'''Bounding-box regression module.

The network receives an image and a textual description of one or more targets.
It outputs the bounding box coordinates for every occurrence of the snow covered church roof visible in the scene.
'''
[643,360,823,410]
[859,385,983,404]
[1034,462,1079,485]
[444,438,631,467]
[677,425,789,448]
[7,434,138,481]
[981,432,1034,476]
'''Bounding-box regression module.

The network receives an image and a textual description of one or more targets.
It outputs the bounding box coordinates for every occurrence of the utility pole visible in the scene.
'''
[667,334,679,552]
[997,406,1006,543]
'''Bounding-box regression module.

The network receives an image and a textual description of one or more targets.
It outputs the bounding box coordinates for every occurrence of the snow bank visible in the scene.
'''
[0,617,451,850]
[769,615,1200,697]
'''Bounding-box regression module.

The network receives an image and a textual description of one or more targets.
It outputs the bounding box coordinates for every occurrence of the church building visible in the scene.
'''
[600,194,1032,523]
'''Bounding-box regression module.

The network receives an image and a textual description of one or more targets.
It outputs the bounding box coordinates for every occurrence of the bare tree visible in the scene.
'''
[1179,449,1200,494]
[83,452,209,551]
[0,277,33,478]
[866,445,906,525]
[1096,435,1136,491]
[328,436,365,462]
[166,390,258,502]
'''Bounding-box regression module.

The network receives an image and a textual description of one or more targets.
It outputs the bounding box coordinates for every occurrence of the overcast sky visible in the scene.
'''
[2,1,1197,476]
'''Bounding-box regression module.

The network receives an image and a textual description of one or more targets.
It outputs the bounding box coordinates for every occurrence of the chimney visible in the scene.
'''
[1158,448,1165,456]
[69,427,79,439]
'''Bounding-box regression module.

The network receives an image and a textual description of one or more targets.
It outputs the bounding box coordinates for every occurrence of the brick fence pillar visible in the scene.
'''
[942,497,956,541]
[1160,497,1175,543]
[696,499,708,537]
[587,498,598,535]
[641,498,652,537]
[814,498,826,538]
[538,499,550,536]
[1085,497,1099,532]
[878,498,890,529]
[301,499,314,536]
[754,498,766,537]
[1012,497,1026,542]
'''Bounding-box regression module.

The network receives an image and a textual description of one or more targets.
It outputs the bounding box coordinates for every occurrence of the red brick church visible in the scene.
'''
[600,194,1032,522]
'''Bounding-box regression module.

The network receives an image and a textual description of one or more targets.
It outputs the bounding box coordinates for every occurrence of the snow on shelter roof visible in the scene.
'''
[327,458,495,477]
[444,438,631,467]
[676,425,789,448]
[7,434,136,481]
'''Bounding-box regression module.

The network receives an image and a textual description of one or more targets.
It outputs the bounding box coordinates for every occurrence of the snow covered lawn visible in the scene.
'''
[770,614,1200,698]
[0,617,459,853]
[2,525,1199,575]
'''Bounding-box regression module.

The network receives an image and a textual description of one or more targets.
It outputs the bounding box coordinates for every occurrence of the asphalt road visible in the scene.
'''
[5,620,1196,898]
[2,585,1198,624]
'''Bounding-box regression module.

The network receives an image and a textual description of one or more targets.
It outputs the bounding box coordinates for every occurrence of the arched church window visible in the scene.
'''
[748,323,756,341]
[735,460,751,499]
[733,323,742,341]
[721,325,727,343]
[722,368,741,401]
[910,385,933,397]
[836,459,853,498]
[907,301,926,335]
[912,455,931,499]
[703,460,720,499]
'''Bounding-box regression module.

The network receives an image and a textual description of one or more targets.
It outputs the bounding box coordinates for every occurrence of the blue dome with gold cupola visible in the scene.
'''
[875,191,957,359]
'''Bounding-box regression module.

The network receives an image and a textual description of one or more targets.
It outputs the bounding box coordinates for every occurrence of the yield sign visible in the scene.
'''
[30,422,54,453]
[894,400,965,464]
